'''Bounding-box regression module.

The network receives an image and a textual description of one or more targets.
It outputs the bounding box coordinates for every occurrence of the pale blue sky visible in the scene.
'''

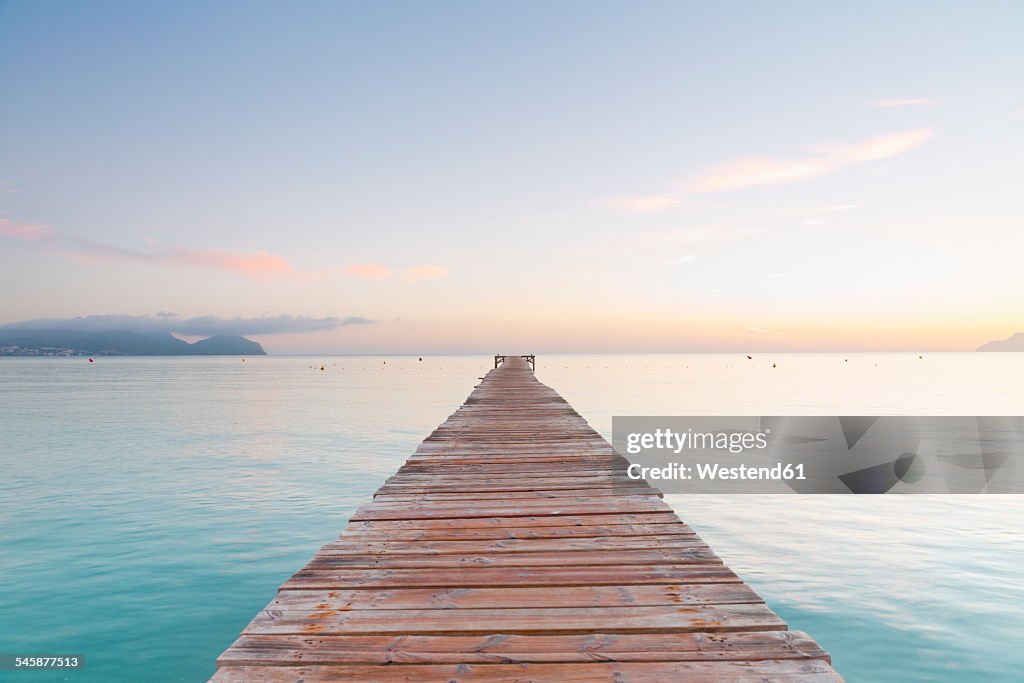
[1,1,1022,352]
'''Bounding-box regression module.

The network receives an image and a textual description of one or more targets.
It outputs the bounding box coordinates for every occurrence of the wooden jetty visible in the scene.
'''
[213,356,841,681]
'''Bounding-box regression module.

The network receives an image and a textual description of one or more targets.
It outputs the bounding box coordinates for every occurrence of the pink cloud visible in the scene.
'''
[685,157,836,194]
[818,129,934,164]
[2,215,446,285]
[403,265,449,281]
[604,128,934,211]
[686,129,933,194]
[343,263,391,279]
[0,218,54,242]
[0,220,295,279]
[169,248,292,278]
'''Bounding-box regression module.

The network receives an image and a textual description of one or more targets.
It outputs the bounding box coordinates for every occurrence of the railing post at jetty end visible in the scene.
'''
[495,353,535,371]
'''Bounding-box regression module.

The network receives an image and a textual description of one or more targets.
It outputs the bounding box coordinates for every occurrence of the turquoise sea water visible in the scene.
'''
[1,353,1022,682]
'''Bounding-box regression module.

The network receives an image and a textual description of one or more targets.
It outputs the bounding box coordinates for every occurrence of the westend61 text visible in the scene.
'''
[628,462,807,481]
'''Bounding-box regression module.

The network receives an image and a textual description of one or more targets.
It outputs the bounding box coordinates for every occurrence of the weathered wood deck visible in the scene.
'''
[213,356,842,681]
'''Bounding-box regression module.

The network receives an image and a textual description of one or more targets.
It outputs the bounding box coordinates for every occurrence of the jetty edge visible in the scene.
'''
[212,355,842,681]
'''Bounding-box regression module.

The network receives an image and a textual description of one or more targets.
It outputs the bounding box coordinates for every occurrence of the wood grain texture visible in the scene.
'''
[217,631,829,666]
[211,660,842,682]
[213,356,841,681]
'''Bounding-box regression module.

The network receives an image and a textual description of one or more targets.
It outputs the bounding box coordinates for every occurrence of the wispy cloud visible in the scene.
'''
[0,218,53,242]
[343,263,391,279]
[0,313,375,336]
[686,129,933,194]
[0,217,448,284]
[1,220,297,279]
[865,98,937,108]
[685,156,835,194]
[802,203,860,227]
[403,265,449,282]
[170,248,292,278]
[813,129,933,164]
[604,129,934,211]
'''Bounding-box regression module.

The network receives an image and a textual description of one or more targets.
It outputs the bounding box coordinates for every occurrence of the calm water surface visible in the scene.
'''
[1,353,1022,681]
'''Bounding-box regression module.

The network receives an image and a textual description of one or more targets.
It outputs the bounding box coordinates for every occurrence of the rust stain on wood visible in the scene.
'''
[213,355,842,681]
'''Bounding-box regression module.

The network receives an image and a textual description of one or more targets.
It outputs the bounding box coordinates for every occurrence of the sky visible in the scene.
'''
[1,1,1022,353]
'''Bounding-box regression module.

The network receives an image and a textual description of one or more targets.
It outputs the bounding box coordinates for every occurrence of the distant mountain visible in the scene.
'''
[977,333,1024,351]
[0,329,266,356]
[188,334,266,355]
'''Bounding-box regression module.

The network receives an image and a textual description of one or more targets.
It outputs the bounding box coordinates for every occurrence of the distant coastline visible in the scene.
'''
[0,329,265,356]
[976,333,1024,352]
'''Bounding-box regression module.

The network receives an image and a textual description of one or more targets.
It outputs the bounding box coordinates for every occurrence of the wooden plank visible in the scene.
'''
[212,659,842,682]
[281,564,741,590]
[405,452,626,461]
[372,488,662,501]
[340,512,683,530]
[303,548,720,568]
[320,535,707,554]
[337,523,696,541]
[374,483,647,493]
[246,603,786,636]
[384,472,646,485]
[217,630,826,666]
[268,584,764,611]
[351,497,674,521]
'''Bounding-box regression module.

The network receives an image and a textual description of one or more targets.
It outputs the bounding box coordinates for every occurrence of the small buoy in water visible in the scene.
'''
[844,358,848,362]
[746,355,752,360]
[320,365,325,371]
[418,357,422,361]
[241,358,245,363]
[918,355,924,359]
[772,363,776,368]
[88,358,94,363]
